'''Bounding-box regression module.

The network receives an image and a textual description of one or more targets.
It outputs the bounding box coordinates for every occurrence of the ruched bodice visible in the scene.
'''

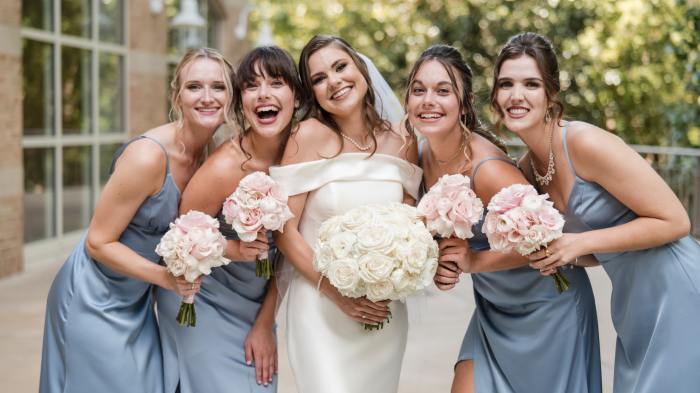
[270,152,422,393]
[559,124,700,393]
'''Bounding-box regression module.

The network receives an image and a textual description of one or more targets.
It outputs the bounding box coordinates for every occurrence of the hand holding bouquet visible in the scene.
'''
[222,171,294,279]
[417,173,484,239]
[482,184,569,293]
[313,202,439,330]
[156,210,230,327]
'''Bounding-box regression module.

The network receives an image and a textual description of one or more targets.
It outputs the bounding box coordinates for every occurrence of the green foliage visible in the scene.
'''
[251,0,699,146]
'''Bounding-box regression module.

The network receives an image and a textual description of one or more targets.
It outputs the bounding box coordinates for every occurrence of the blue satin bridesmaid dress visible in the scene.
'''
[560,124,700,393]
[156,216,277,393]
[426,155,602,393]
[39,136,178,393]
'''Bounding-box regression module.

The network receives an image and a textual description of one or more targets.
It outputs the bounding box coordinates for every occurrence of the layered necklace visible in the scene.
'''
[341,132,373,152]
[529,125,556,186]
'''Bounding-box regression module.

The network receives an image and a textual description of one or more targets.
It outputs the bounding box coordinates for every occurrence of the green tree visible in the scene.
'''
[251,0,699,146]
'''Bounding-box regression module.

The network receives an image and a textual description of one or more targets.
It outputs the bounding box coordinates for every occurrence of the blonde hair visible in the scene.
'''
[169,47,236,131]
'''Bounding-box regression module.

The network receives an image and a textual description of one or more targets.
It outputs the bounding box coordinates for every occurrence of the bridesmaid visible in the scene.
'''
[492,32,700,392]
[413,45,601,393]
[39,48,234,393]
[156,46,300,393]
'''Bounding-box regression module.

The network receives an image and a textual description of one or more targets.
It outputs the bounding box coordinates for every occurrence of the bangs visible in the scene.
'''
[236,46,298,90]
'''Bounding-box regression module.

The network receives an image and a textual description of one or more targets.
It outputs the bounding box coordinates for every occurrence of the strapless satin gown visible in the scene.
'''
[270,153,422,393]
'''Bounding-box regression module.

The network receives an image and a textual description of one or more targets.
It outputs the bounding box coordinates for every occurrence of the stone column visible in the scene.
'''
[128,1,169,136]
[0,0,24,277]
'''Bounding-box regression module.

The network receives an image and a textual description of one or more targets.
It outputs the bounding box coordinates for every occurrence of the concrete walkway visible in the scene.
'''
[0,253,615,392]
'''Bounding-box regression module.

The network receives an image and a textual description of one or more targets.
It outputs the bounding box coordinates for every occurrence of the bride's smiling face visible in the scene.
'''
[407,60,462,138]
[307,46,368,118]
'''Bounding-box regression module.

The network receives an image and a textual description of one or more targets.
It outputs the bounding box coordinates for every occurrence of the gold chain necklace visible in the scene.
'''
[341,132,373,152]
[530,126,556,186]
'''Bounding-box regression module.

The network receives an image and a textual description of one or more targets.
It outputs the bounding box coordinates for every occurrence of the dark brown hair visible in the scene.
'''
[405,44,507,161]
[490,32,564,128]
[233,46,301,168]
[298,35,392,156]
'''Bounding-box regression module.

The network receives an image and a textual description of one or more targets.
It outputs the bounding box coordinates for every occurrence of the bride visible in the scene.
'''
[271,35,421,392]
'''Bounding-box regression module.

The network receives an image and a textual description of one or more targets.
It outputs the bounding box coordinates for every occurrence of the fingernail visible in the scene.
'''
[247,360,252,365]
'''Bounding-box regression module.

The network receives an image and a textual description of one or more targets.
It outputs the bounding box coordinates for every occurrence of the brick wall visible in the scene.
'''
[0,0,23,277]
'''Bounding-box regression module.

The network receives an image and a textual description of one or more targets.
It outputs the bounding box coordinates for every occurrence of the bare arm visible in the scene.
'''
[85,139,184,293]
[179,144,268,262]
[531,122,690,271]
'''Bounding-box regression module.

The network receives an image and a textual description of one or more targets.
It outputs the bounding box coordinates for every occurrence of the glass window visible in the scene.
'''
[62,146,93,233]
[23,40,55,136]
[99,143,121,187]
[99,0,124,44]
[22,0,54,30]
[61,0,92,38]
[23,148,56,242]
[99,53,124,133]
[62,46,92,135]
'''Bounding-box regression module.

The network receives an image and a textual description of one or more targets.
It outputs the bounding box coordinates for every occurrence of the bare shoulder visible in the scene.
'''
[376,125,419,165]
[566,120,624,154]
[470,133,509,163]
[115,137,167,177]
[196,140,247,188]
[283,118,339,164]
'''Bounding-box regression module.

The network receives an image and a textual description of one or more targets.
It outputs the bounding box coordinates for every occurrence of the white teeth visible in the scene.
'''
[331,87,351,100]
[256,105,278,113]
[419,113,442,119]
[198,108,218,113]
[508,108,528,114]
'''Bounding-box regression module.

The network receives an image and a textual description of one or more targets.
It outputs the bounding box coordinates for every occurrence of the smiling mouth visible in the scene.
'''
[197,107,220,115]
[256,105,280,120]
[418,112,444,120]
[507,107,529,116]
[331,86,352,100]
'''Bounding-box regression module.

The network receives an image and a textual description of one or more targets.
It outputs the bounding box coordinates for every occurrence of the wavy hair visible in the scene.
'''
[298,35,393,157]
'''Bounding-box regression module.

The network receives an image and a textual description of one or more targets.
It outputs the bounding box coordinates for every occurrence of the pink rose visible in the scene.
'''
[240,171,275,194]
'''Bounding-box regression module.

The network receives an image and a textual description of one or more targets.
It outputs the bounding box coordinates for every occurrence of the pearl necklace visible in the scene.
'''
[341,132,373,152]
[530,127,556,186]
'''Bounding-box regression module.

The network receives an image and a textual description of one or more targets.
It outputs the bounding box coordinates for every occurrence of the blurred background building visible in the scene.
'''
[0,0,250,278]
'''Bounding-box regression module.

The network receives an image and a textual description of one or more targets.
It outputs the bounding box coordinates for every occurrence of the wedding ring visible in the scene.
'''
[361,314,366,319]
[545,248,551,257]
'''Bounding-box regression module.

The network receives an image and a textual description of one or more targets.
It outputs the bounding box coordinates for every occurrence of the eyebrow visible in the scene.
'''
[310,58,346,80]
[497,76,544,82]
[412,79,453,87]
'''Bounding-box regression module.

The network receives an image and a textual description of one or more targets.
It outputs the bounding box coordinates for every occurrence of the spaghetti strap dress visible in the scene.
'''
[560,124,700,393]
[39,135,179,393]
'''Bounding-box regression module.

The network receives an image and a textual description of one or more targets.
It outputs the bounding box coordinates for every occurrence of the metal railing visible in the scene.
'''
[507,141,700,237]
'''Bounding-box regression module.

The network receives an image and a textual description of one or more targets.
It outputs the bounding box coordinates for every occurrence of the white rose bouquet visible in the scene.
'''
[417,173,484,239]
[156,210,230,327]
[222,171,294,279]
[482,184,569,293]
[314,202,439,330]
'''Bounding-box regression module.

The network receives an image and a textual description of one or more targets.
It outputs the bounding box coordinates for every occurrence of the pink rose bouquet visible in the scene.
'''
[222,171,294,279]
[156,210,230,327]
[482,184,569,293]
[417,174,484,239]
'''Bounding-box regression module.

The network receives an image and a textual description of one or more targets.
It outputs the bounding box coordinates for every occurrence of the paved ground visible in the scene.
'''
[0,249,615,392]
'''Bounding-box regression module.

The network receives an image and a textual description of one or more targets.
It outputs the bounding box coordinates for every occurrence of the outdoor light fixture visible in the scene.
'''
[172,0,207,52]
[149,0,164,14]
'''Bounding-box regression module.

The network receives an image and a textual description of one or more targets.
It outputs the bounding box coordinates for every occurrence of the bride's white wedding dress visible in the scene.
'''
[271,152,422,393]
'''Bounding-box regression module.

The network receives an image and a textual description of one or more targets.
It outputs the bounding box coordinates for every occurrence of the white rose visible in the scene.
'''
[358,253,395,284]
[402,241,429,274]
[341,206,373,232]
[522,194,544,211]
[313,244,335,273]
[366,280,395,302]
[328,232,357,259]
[318,217,343,242]
[327,258,361,295]
[390,269,412,294]
[261,213,283,231]
[356,224,396,255]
